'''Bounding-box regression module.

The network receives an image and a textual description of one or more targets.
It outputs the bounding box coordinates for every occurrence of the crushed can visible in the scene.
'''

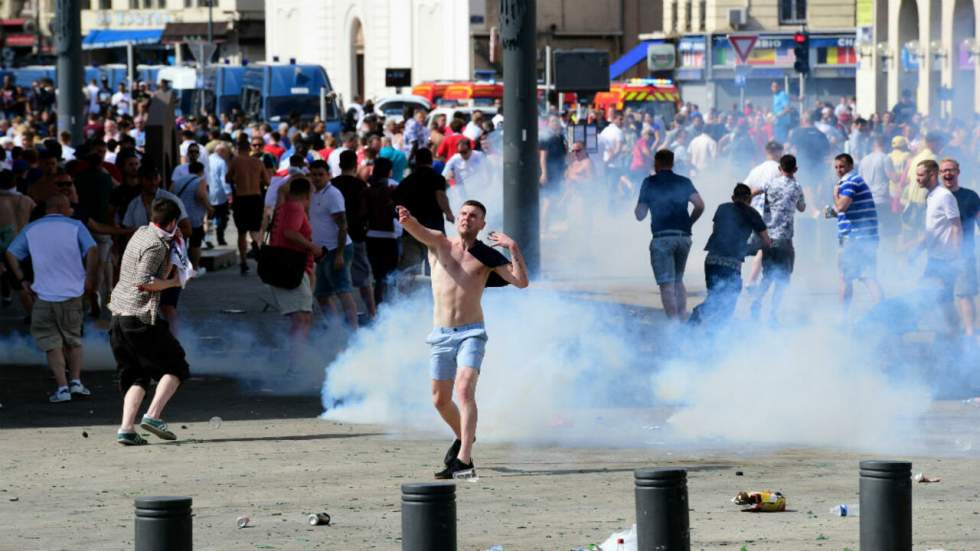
[236,516,250,528]
[308,512,331,526]
[733,490,787,512]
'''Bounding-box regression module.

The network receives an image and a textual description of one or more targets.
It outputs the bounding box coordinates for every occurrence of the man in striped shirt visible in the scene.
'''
[832,153,882,316]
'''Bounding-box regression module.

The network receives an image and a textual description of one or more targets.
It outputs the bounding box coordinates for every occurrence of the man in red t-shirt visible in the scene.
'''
[263,131,286,162]
[435,118,474,162]
[268,177,324,349]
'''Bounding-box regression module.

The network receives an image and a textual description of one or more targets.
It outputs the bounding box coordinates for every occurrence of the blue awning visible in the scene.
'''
[610,40,661,79]
[82,29,163,50]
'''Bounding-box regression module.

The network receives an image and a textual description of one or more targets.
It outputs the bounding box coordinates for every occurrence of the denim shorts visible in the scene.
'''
[425,322,488,381]
[839,238,878,282]
[314,243,354,297]
[649,234,692,285]
[956,256,978,298]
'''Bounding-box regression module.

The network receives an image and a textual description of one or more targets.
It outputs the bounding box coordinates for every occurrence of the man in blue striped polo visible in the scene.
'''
[832,153,882,317]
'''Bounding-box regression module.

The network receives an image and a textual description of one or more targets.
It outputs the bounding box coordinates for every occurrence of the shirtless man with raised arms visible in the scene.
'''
[397,199,529,479]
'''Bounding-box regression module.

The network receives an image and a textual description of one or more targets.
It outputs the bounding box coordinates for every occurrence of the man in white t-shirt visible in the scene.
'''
[85,79,100,115]
[111,84,132,117]
[688,128,718,175]
[743,140,784,285]
[442,139,488,208]
[328,133,357,178]
[597,112,625,167]
[913,159,961,329]
[309,160,359,329]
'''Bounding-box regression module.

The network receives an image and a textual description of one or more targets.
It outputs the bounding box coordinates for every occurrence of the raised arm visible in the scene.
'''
[397,205,450,250]
[488,231,529,288]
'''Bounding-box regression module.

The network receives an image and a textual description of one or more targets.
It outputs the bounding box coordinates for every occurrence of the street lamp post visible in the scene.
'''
[55,0,83,147]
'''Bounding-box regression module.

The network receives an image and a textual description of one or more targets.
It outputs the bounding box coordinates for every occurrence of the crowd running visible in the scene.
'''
[0,74,977,463]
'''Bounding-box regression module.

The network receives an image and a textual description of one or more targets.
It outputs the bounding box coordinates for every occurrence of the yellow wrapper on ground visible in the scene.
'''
[733,490,787,512]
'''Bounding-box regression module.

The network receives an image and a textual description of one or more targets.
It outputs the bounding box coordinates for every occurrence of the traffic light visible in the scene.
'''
[793,32,810,75]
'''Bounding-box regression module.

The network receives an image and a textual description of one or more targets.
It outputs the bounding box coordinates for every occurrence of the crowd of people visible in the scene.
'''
[0,74,977,461]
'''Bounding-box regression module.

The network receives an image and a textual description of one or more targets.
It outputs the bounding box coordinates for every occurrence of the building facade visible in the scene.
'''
[264,0,662,104]
[35,0,264,65]
[650,0,858,112]
[854,0,979,117]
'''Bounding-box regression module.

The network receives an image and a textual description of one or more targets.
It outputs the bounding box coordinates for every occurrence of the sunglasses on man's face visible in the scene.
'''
[251,142,263,147]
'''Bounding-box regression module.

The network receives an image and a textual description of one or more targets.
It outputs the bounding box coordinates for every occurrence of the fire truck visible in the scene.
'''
[592,79,681,121]
[411,80,503,106]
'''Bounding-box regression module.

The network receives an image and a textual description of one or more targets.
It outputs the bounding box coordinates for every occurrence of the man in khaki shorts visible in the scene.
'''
[5,195,98,403]
[397,199,529,479]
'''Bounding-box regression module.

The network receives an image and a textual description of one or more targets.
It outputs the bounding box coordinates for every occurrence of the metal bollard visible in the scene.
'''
[134,496,193,551]
[859,460,912,551]
[635,468,690,551]
[401,482,456,551]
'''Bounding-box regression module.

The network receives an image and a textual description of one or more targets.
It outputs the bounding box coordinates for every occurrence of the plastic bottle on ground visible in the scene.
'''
[616,537,625,551]
[830,504,859,517]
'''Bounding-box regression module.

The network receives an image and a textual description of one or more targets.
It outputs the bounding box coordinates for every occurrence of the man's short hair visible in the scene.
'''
[309,159,328,171]
[834,153,854,167]
[917,159,939,173]
[654,149,674,167]
[289,177,311,197]
[765,140,783,154]
[289,154,306,168]
[188,161,204,175]
[339,149,357,171]
[449,118,465,132]
[779,154,797,174]
[939,158,959,170]
[414,147,433,166]
[150,198,181,226]
[733,183,752,200]
[461,199,487,217]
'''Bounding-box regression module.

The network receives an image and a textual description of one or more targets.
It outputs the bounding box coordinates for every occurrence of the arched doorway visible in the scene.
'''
[897,0,919,109]
[350,18,365,103]
[951,0,976,114]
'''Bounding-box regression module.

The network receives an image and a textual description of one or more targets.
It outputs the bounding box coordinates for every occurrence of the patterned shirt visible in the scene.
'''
[109,225,170,325]
[836,170,879,240]
[761,175,805,241]
[403,117,428,153]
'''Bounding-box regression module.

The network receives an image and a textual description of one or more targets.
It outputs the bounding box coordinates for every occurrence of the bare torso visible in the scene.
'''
[429,238,491,327]
[0,191,32,232]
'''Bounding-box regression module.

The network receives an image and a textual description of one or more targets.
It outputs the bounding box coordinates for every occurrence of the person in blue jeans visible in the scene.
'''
[689,184,770,327]
[635,149,705,320]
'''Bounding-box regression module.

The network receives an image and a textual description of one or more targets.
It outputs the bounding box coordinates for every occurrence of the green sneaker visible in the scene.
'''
[139,415,177,441]
[117,432,148,446]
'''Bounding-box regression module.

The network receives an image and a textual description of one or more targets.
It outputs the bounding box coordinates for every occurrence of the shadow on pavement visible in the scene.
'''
[0,364,323,429]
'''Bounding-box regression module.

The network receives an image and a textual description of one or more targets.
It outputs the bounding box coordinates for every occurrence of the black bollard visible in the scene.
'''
[134,496,193,551]
[859,460,912,551]
[635,468,690,551]
[401,482,456,551]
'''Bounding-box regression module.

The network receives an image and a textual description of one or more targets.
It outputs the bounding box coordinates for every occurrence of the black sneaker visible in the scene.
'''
[435,458,475,480]
[240,262,249,276]
[443,439,461,466]
[203,241,215,250]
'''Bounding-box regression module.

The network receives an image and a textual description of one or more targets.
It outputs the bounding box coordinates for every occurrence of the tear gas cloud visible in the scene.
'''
[321,135,976,455]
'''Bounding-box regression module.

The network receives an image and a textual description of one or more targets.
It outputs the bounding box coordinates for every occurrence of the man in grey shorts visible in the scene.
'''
[397,199,528,479]
[635,149,705,320]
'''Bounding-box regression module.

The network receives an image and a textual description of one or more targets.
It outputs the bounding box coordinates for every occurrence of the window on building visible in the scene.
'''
[670,1,678,32]
[98,0,110,9]
[129,0,139,8]
[143,0,153,8]
[198,0,212,6]
[80,0,91,9]
[779,0,806,23]
[683,0,691,31]
[698,0,706,31]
